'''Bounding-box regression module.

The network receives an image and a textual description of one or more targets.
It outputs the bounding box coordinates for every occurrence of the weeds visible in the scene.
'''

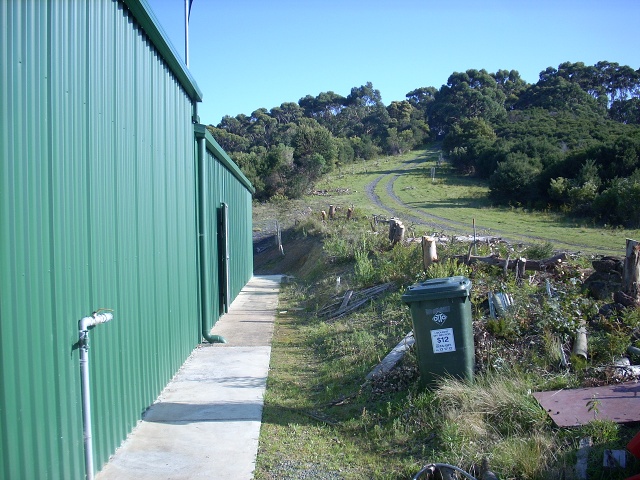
[523,242,556,259]
[255,193,640,479]
[354,247,375,285]
[422,258,471,280]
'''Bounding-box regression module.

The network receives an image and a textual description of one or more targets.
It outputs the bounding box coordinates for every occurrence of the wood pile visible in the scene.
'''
[453,249,568,272]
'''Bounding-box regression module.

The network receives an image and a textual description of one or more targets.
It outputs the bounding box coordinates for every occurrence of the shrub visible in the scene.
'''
[593,176,640,227]
[354,247,375,285]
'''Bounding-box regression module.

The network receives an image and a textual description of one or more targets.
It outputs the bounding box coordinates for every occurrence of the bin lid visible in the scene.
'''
[402,276,472,303]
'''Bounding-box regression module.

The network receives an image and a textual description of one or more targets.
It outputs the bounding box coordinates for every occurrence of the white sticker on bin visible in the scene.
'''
[431,328,456,354]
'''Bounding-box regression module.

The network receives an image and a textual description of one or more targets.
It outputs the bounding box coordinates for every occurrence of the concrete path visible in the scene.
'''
[96,275,282,480]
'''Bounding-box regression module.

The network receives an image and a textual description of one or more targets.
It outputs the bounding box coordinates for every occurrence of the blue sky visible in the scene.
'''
[146,0,640,126]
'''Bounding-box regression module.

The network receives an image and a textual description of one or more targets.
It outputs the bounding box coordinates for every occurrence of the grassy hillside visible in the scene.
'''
[310,146,639,256]
[253,147,640,480]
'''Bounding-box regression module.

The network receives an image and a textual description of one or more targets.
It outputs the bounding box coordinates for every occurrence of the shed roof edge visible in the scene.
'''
[121,0,203,102]
[195,124,256,194]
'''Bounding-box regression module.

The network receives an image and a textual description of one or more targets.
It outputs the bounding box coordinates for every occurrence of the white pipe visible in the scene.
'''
[78,312,113,480]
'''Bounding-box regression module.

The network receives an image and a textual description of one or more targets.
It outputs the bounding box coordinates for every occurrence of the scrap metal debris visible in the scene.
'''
[533,382,640,427]
[488,291,513,319]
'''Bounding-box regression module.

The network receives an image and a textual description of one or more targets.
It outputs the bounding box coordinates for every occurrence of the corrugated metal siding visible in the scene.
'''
[197,126,254,323]
[1,1,253,478]
[2,3,85,478]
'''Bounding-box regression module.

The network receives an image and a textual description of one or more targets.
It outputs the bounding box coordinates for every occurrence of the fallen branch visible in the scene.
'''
[453,252,567,271]
[366,331,415,380]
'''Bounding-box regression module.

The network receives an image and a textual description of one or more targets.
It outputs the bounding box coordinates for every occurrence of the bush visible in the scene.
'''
[522,242,555,259]
[489,152,543,205]
[592,176,640,227]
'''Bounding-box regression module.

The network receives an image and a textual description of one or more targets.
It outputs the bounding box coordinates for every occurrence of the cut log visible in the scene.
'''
[365,331,415,380]
[395,224,405,245]
[421,236,438,269]
[516,257,527,284]
[622,238,640,303]
[388,218,398,242]
[388,218,405,245]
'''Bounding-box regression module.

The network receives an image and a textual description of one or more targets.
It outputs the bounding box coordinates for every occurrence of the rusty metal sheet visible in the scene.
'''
[533,382,640,427]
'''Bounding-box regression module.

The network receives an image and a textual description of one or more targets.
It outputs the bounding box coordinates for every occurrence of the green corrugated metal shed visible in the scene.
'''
[196,124,254,318]
[0,1,254,478]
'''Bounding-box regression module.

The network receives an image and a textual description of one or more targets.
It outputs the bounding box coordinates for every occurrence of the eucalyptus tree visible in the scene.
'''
[298,91,347,134]
[492,69,528,109]
[489,152,543,205]
[538,61,640,108]
[247,108,278,147]
[515,76,605,116]
[292,119,337,169]
[387,100,414,128]
[405,86,437,136]
[406,86,437,110]
[610,98,640,124]
[218,113,250,137]
[270,102,305,125]
[442,117,497,173]
[428,69,507,137]
[338,82,390,139]
[206,126,250,153]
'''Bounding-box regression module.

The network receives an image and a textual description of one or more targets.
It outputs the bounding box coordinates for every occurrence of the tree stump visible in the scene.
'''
[622,238,640,303]
[422,236,438,270]
[388,218,405,245]
[613,239,640,307]
[515,257,526,284]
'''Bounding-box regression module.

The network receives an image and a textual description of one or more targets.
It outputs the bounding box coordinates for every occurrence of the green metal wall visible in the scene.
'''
[0,1,253,478]
[196,125,254,323]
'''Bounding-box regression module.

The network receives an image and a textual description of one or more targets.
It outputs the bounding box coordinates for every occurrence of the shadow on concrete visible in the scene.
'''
[143,400,264,423]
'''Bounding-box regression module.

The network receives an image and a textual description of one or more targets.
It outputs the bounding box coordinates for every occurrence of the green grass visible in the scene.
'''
[253,146,640,479]
[256,270,640,479]
[313,147,640,256]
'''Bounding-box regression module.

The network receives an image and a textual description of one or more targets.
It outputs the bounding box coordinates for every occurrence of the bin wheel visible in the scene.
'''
[412,463,480,480]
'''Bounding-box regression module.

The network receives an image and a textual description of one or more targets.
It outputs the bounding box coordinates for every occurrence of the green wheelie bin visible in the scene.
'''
[402,276,474,388]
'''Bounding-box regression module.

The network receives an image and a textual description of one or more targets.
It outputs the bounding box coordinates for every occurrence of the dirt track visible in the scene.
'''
[364,170,616,255]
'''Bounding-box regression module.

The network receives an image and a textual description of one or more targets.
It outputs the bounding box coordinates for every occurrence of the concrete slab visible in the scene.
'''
[96,275,282,480]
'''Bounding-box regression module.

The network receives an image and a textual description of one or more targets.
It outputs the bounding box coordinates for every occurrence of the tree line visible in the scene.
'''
[208,61,640,227]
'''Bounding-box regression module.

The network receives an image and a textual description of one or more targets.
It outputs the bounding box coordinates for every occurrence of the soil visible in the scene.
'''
[253,229,325,278]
